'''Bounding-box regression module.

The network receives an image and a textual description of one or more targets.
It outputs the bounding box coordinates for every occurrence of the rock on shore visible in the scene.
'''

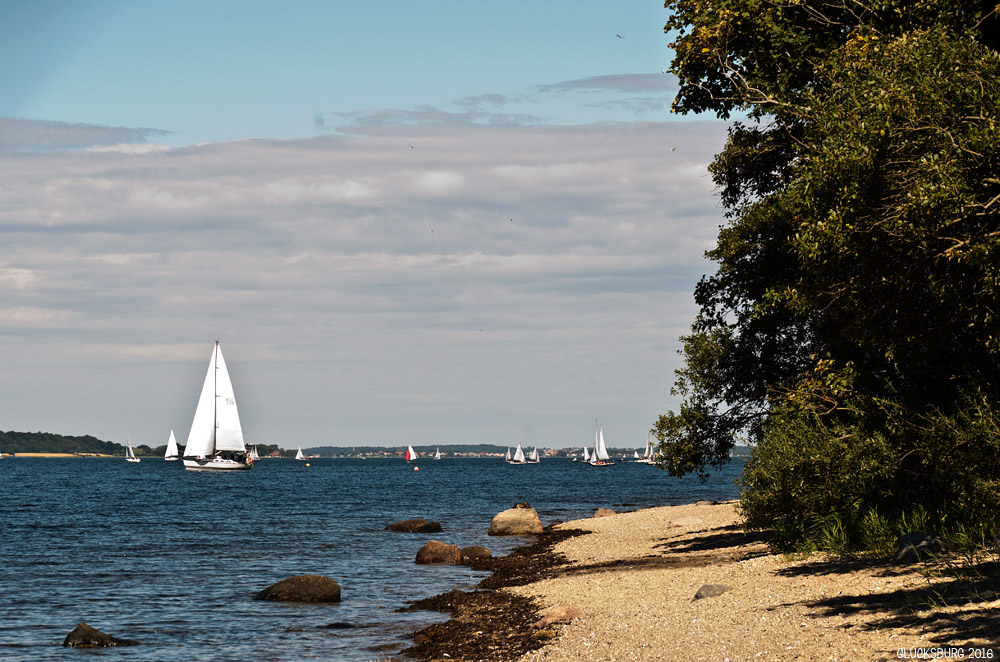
[488,503,543,536]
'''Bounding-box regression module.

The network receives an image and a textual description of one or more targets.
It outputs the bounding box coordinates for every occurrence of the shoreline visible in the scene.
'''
[405,500,1000,661]
[6,452,118,458]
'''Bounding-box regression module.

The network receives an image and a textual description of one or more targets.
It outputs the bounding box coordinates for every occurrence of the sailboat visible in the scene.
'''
[125,433,141,463]
[527,447,540,463]
[249,445,260,461]
[164,430,180,461]
[433,447,442,460]
[505,447,512,462]
[581,445,590,463]
[294,446,306,461]
[405,445,418,462]
[507,442,528,465]
[588,422,614,466]
[636,434,656,464]
[182,341,251,471]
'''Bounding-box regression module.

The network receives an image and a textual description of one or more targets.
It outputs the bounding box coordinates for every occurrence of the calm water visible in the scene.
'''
[1,456,743,661]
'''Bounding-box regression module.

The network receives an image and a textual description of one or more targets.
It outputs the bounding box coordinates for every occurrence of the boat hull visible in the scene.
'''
[183,457,251,471]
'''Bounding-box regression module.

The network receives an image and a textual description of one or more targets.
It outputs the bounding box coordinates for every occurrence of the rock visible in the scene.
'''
[386,518,443,533]
[893,532,944,564]
[695,500,718,506]
[254,575,342,602]
[460,545,492,564]
[532,604,583,629]
[594,508,616,518]
[488,504,543,536]
[693,583,732,600]
[415,540,462,565]
[63,622,139,647]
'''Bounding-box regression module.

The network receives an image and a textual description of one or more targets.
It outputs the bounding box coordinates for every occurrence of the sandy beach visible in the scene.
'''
[409,501,999,661]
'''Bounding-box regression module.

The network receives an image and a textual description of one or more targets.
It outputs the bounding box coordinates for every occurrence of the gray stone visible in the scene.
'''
[254,575,342,602]
[63,622,139,647]
[892,532,943,564]
[693,584,732,600]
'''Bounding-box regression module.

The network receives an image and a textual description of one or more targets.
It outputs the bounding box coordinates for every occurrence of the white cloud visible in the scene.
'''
[0,118,729,447]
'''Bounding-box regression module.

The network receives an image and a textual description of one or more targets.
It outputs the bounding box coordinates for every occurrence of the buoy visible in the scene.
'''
[413,466,419,471]
[305,462,311,467]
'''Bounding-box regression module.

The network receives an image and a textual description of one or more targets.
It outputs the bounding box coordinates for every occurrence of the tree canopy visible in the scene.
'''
[656,0,1000,548]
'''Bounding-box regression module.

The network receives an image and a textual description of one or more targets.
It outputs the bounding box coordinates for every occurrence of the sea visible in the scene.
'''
[1,456,744,661]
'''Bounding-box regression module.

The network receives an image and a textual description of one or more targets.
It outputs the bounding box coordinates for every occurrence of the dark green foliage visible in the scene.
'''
[658,1,1000,548]
[0,430,122,455]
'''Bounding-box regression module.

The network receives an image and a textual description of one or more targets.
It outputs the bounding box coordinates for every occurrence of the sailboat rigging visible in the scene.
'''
[587,421,614,466]
[182,341,251,471]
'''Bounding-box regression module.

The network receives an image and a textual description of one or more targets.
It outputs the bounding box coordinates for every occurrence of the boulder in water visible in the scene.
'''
[386,518,443,533]
[63,622,139,647]
[415,540,462,565]
[594,508,616,518]
[254,575,342,602]
[488,504,543,536]
[459,545,492,564]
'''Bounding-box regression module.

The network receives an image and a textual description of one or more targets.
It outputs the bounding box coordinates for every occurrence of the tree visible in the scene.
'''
[656,1,1000,547]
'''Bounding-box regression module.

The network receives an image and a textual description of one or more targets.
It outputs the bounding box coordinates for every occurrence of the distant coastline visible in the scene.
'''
[9,452,116,458]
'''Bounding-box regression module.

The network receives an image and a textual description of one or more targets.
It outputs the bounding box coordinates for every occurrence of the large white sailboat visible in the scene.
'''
[182,341,251,471]
[588,422,614,466]
[294,446,306,460]
[164,430,180,461]
[125,433,141,463]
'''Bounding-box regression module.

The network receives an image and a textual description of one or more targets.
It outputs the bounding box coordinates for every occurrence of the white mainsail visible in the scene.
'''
[295,446,306,460]
[184,342,245,458]
[582,445,590,462]
[126,433,140,462]
[512,443,526,463]
[595,425,610,461]
[164,429,179,461]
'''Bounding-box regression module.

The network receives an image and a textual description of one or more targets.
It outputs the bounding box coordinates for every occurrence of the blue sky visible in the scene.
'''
[0,1,730,450]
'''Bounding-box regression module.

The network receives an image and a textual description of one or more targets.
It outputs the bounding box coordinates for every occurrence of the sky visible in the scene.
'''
[0,0,730,450]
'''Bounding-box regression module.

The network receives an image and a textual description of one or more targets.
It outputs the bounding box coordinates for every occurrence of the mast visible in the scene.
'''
[213,340,219,452]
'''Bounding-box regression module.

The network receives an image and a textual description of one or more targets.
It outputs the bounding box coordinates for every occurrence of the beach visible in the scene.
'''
[408,501,1000,661]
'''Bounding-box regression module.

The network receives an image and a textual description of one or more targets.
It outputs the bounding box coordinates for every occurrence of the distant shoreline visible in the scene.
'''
[8,452,117,458]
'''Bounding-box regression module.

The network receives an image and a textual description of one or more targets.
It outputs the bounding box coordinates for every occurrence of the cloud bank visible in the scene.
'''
[0,117,728,448]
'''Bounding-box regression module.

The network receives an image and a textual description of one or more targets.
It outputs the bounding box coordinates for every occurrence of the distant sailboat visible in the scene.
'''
[182,341,251,471]
[527,447,540,463]
[581,445,590,463]
[294,446,306,461]
[507,442,527,465]
[588,422,614,466]
[164,430,180,461]
[405,445,417,462]
[126,433,141,463]
[636,434,656,464]
[249,445,260,461]
[433,447,442,460]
